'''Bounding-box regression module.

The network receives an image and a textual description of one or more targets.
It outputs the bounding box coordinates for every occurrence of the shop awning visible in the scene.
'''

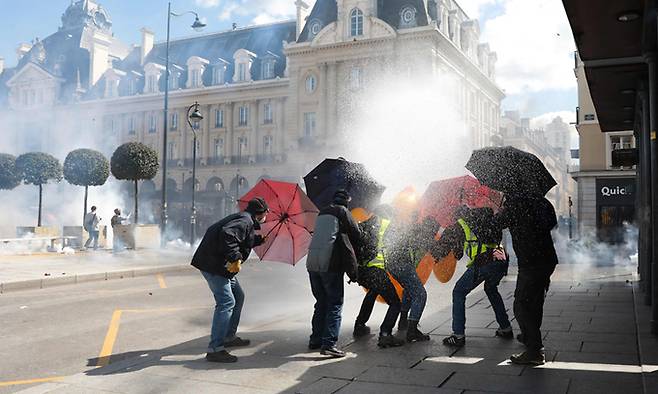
[563,0,652,131]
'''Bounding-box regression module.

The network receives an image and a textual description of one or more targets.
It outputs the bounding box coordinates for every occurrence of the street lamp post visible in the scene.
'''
[160,2,206,246]
[235,138,244,211]
[187,102,203,246]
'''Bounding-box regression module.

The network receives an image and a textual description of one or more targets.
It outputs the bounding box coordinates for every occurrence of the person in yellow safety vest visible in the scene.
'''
[353,207,406,348]
[430,206,513,348]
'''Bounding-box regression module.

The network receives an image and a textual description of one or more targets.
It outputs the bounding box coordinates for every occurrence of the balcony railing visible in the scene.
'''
[167,154,286,168]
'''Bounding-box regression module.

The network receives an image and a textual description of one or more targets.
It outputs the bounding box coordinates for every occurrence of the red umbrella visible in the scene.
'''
[239,179,319,266]
[419,175,502,228]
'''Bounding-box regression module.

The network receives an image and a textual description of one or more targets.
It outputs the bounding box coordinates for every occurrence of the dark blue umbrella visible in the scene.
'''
[466,146,557,197]
[303,158,385,210]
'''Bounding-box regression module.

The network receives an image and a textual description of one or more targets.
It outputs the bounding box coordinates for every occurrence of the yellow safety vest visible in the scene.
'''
[457,218,499,268]
[367,218,391,270]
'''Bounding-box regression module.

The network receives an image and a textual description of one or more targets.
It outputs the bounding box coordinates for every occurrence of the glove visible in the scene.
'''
[226,260,242,274]
[254,235,267,246]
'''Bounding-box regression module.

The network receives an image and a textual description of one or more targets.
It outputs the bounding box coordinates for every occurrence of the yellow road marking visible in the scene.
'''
[97,309,123,367]
[95,306,207,367]
[0,376,65,387]
[156,274,167,289]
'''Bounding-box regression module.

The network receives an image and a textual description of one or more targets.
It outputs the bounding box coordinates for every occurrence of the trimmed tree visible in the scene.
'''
[110,142,159,224]
[0,153,21,190]
[16,152,63,226]
[63,149,110,225]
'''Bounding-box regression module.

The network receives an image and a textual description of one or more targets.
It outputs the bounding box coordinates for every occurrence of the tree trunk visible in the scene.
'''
[38,184,43,227]
[134,180,139,225]
[83,185,88,226]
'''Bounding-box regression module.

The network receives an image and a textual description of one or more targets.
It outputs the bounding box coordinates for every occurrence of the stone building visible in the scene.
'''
[571,52,636,242]
[0,0,502,230]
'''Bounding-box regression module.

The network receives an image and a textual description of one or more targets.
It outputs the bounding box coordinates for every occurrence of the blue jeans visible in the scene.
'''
[452,261,510,335]
[85,230,99,249]
[388,263,426,321]
[201,271,245,352]
[308,271,344,348]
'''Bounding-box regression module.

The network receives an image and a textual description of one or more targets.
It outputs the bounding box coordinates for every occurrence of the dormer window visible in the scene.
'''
[105,79,118,98]
[213,64,227,85]
[144,63,165,94]
[400,6,418,28]
[350,8,364,37]
[186,56,209,89]
[233,49,257,83]
[127,79,136,95]
[237,63,247,82]
[262,59,275,80]
[169,71,181,89]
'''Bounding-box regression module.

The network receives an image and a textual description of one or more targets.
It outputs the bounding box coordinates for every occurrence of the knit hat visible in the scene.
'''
[246,197,269,214]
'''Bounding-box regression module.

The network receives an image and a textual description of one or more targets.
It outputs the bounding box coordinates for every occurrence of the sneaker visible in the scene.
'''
[378,334,405,348]
[353,324,371,338]
[495,327,514,340]
[308,342,322,350]
[224,337,251,347]
[510,350,545,366]
[442,334,466,347]
[206,350,238,363]
[320,346,346,358]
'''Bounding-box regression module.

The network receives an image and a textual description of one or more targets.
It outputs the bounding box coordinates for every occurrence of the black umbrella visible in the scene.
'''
[466,146,557,197]
[303,158,385,210]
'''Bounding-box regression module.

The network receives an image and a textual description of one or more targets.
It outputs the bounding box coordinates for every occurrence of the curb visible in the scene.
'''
[0,265,193,294]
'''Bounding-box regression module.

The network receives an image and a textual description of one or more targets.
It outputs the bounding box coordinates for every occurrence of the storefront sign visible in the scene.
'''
[596,178,635,205]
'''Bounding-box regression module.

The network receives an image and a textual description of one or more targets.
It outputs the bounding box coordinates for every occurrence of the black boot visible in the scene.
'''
[353,323,371,338]
[406,320,430,342]
[398,311,409,331]
[206,350,238,363]
[510,350,545,365]
[378,333,405,348]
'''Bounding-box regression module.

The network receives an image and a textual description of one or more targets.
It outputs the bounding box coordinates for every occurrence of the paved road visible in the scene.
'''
[0,259,457,393]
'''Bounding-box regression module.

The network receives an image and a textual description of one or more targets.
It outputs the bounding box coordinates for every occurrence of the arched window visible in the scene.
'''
[350,8,363,37]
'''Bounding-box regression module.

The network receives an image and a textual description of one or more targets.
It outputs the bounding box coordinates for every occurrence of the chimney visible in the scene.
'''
[0,57,4,74]
[140,28,154,65]
[295,0,311,40]
[16,43,32,61]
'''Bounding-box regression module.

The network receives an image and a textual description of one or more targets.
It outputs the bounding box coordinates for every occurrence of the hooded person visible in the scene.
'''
[191,197,269,363]
[430,206,512,348]
[353,204,406,348]
[494,194,558,366]
[385,208,440,343]
[306,189,362,358]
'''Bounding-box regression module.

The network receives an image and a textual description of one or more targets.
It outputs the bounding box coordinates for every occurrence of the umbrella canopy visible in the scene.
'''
[420,175,502,227]
[466,146,557,197]
[303,158,385,210]
[238,179,319,266]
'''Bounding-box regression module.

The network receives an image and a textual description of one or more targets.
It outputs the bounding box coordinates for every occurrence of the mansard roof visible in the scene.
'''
[297,0,338,43]
[117,21,296,81]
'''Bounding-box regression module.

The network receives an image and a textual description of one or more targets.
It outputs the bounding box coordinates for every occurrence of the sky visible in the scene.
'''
[0,0,578,143]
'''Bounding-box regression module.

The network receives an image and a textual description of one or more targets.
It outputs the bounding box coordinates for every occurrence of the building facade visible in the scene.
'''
[572,53,636,243]
[0,0,503,230]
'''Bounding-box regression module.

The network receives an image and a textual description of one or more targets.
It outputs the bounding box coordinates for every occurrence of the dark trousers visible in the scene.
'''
[513,264,556,352]
[309,271,344,348]
[355,266,401,335]
[388,262,426,321]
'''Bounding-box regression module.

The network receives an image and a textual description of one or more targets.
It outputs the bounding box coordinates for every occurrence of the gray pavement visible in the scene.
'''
[0,249,193,292]
[1,257,656,393]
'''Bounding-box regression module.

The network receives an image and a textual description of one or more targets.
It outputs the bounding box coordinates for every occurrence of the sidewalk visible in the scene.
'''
[13,262,658,394]
[0,249,193,293]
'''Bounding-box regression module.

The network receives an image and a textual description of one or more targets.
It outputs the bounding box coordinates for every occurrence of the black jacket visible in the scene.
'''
[191,212,263,279]
[430,210,503,266]
[494,196,558,269]
[306,204,361,281]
